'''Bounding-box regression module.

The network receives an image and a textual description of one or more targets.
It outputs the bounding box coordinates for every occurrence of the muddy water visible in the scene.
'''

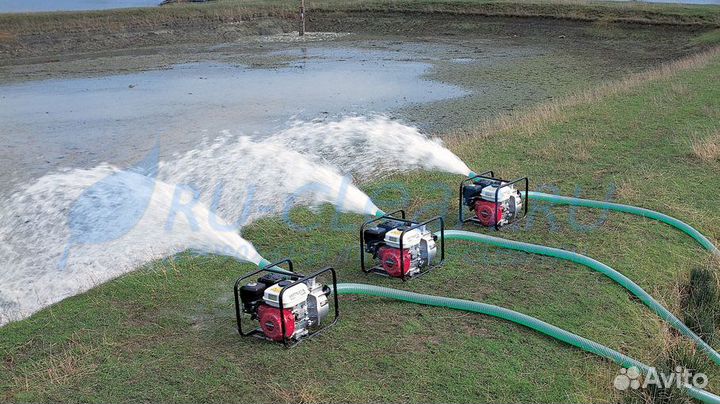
[0,48,466,187]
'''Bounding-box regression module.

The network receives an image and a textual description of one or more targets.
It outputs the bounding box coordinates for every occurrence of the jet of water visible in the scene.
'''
[159,135,382,226]
[0,165,265,325]
[58,144,160,270]
[0,130,387,325]
[266,115,473,180]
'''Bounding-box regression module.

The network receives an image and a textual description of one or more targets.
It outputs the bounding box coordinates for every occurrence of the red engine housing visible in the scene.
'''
[258,304,295,341]
[474,200,503,227]
[378,246,412,278]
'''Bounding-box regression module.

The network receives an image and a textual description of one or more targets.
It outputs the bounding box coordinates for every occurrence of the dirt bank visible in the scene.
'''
[1,2,717,61]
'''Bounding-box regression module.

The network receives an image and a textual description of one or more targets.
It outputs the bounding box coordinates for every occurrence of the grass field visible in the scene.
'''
[1,7,719,399]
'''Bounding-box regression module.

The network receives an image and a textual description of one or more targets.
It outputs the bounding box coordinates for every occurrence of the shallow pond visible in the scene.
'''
[0,47,466,183]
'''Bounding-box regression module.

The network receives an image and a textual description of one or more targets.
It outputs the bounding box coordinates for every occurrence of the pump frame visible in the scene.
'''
[360,209,445,281]
[459,171,529,230]
[233,258,340,348]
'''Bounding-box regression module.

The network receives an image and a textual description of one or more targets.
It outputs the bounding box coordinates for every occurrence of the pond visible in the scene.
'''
[0,47,466,182]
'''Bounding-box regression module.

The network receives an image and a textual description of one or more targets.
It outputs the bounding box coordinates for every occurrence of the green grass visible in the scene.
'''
[684,266,719,343]
[2,38,720,403]
[693,29,720,46]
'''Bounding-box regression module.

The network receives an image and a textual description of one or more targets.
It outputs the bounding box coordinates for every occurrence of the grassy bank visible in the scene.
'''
[1,28,719,402]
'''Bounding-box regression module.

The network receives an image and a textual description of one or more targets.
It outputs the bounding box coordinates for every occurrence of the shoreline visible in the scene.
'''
[1,1,719,61]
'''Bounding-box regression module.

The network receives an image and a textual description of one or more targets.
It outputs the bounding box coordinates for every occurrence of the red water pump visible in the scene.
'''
[234,259,339,347]
[460,170,529,229]
[360,210,445,281]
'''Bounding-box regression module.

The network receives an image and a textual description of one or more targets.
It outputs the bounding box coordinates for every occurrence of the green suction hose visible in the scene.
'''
[334,283,720,404]
[440,229,720,366]
[524,191,719,255]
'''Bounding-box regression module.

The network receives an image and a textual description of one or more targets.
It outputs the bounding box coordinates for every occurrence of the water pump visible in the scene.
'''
[233,259,339,347]
[360,210,444,280]
[459,170,529,229]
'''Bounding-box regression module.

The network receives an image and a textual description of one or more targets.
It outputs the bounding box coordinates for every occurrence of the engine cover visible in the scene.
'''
[475,200,503,227]
[258,304,295,342]
[263,281,309,308]
[378,247,412,278]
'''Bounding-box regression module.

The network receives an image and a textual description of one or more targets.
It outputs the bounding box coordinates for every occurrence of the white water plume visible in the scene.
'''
[0,130,383,325]
[266,115,472,180]
[159,135,381,226]
[0,165,264,325]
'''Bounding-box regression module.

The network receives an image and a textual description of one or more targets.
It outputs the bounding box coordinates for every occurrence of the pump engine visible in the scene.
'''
[361,211,444,280]
[459,172,528,229]
[234,260,339,347]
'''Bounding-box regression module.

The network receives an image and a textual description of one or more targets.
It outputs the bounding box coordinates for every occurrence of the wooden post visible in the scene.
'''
[299,0,305,36]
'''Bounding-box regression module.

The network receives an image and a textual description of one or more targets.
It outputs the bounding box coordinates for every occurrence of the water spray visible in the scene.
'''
[266,116,473,181]
[0,134,387,325]
[160,135,384,223]
[0,165,265,324]
[191,119,720,400]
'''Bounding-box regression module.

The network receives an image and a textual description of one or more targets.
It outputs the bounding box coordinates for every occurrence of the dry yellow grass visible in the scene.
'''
[506,47,718,133]
[447,46,720,149]
[669,81,691,97]
[268,380,324,403]
[691,130,720,163]
[0,31,16,42]
[8,332,100,389]
[615,168,669,201]
[616,181,641,201]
